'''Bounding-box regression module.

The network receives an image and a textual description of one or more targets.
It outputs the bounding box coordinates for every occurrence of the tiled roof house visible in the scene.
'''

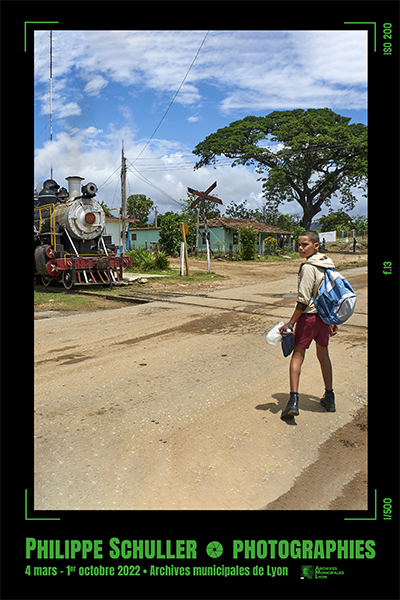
[199,217,293,253]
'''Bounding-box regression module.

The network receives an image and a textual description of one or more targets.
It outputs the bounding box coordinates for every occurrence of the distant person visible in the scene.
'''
[279,231,338,419]
[353,237,357,252]
[322,237,326,250]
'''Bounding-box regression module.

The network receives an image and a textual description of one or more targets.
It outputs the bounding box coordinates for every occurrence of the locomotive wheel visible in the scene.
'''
[41,275,52,287]
[62,270,74,290]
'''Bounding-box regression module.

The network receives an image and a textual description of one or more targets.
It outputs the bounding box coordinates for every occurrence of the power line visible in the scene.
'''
[130,30,210,166]
[126,163,182,206]
[96,165,121,192]
[97,136,366,201]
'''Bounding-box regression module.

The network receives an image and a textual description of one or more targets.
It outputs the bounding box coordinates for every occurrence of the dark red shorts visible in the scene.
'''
[294,313,330,349]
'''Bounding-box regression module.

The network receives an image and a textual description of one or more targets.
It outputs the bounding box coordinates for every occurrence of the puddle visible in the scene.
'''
[34,311,64,319]
[259,293,297,299]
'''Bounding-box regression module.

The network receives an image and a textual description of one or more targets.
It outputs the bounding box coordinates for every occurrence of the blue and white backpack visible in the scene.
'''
[312,268,357,325]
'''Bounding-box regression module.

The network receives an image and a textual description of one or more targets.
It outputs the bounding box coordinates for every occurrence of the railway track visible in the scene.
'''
[35,285,367,329]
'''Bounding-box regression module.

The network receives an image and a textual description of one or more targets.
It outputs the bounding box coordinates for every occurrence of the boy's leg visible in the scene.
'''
[281,346,305,419]
[316,342,336,411]
[315,342,332,390]
[290,346,306,392]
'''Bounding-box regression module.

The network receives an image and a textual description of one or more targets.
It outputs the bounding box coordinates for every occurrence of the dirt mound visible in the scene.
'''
[329,242,367,253]
[341,242,367,252]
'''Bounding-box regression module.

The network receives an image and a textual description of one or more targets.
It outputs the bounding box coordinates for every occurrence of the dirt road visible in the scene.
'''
[34,254,367,510]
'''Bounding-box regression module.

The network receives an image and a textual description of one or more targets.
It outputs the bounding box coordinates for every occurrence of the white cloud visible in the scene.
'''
[34,30,367,218]
[217,31,367,112]
[296,31,368,86]
[34,124,263,215]
[187,115,202,123]
[34,124,366,220]
[84,74,108,96]
[35,30,367,113]
[57,101,82,118]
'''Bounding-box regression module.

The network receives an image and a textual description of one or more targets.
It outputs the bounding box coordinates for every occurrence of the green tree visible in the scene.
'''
[225,200,256,220]
[256,206,299,230]
[318,210,354,232]
[158,211,198,256]
[292,225,306,250]
[127,194,154,227]
[238,225,257,260]
[99,200,112,217]
[193,108,367,230]
[158,212,182,256]
[351,214,368,230]
[225,200,297,232]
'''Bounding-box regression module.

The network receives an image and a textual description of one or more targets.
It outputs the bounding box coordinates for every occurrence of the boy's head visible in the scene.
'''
[298,231,320,259]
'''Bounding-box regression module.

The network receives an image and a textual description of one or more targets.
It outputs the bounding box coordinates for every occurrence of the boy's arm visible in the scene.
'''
[289,303,307,328]
[279,264,317,333]
[279,302,307,333]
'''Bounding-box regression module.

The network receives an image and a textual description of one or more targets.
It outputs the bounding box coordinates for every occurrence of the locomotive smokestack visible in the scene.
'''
[66,176,84,200]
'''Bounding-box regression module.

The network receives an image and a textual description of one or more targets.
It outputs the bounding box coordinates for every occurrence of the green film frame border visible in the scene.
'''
[24,22,59,52]
[344,22,376,52]
[25,489,61,521]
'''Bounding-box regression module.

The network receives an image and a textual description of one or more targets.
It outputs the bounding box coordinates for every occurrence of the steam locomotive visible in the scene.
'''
[34,175,132,289]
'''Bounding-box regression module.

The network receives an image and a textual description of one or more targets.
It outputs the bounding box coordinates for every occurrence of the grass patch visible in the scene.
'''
[164,268,226,282]
[34,290,121,311]
[35,290,91,307]
[335,260,368,270]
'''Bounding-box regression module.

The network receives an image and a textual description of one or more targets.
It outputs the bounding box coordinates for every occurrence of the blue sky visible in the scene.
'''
[34,29,368,221]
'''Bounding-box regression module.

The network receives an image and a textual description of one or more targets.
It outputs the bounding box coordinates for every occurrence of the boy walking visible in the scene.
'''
[280,231,338,419]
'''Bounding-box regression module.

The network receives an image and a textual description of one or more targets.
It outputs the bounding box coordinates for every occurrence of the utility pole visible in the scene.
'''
[195,207,200,256]
[201,193,211,273]
[121,140,127,253]
[49,31,53,180]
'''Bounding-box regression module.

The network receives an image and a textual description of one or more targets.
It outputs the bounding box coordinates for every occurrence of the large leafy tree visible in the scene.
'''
[318,210,368,232]
[193,108,367,229]
[127,194,154,227]
[158,212,184,256]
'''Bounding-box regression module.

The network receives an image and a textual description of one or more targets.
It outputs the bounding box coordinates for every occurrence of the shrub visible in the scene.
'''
[154,251,170,270]
[126,248,171,272]
[127,248,154,271]
[239,226,257,260]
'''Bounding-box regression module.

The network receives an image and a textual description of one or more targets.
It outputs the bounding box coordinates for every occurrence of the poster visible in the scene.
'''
[2,3,399,598]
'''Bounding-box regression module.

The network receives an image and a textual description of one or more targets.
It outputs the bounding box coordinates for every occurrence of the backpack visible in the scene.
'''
[312,268,357,325]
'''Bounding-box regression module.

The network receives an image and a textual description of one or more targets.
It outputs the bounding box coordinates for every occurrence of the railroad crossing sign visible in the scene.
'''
[188,181,223,209]
[179,221,189,236]
[187,181,223,273]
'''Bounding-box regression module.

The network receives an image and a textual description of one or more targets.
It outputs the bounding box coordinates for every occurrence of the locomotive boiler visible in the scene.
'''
[34,175,132,288]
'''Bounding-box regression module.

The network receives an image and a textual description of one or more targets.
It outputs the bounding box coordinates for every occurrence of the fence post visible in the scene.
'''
[180,241,185,276]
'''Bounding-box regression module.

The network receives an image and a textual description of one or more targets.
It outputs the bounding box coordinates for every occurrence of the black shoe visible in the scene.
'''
[281,393,299,419]
[320,389,336,412]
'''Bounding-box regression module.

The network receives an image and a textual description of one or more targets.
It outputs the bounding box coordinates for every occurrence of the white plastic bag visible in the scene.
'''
[266,321,284,346]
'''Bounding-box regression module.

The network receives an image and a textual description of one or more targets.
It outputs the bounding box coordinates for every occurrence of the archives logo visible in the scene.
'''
[300,565,314,579]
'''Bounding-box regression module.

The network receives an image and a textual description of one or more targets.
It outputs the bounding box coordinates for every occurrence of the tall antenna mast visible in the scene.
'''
[121,140,127,253]
[49,30,53,179]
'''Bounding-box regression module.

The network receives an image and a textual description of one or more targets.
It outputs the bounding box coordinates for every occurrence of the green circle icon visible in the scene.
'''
[206,541,223,558]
